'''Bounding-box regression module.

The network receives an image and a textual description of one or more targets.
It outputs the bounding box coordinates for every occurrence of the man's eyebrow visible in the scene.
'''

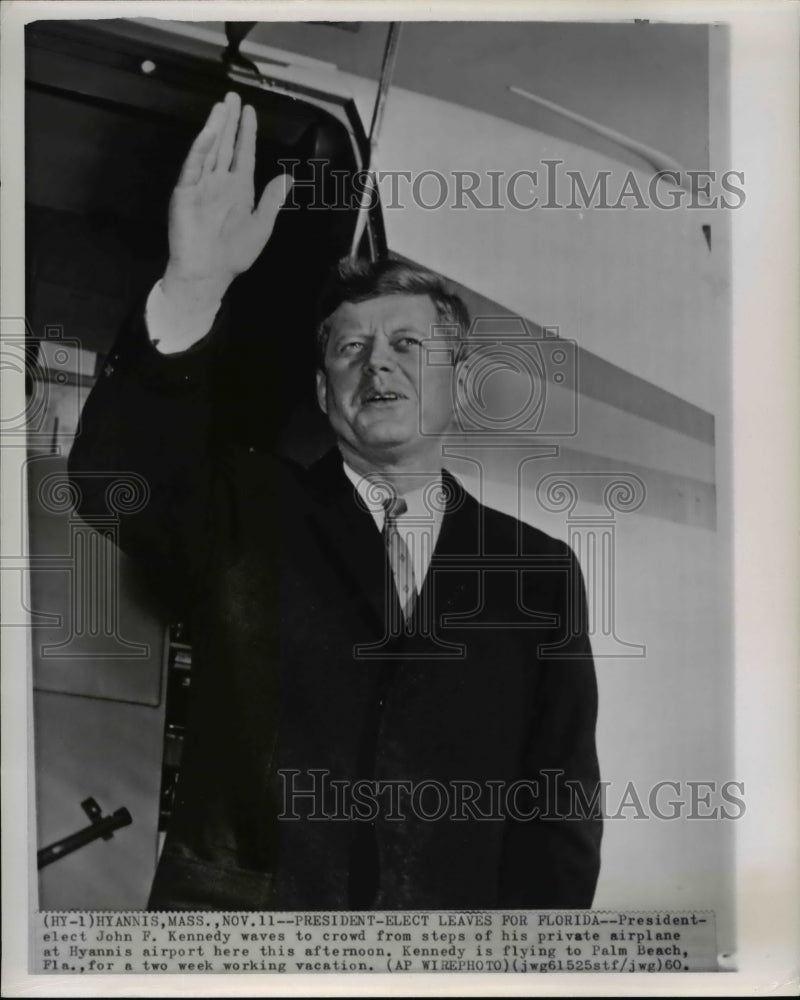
[392,324,429,335]
[330,326,368,339]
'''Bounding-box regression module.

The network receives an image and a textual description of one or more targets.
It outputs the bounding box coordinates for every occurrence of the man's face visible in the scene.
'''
[316,294,457,467]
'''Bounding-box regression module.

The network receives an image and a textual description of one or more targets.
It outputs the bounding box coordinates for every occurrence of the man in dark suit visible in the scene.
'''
[69,91,601,910]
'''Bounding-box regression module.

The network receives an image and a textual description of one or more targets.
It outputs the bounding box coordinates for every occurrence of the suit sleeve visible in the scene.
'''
[67,301,237,619]
[499,541,602,908]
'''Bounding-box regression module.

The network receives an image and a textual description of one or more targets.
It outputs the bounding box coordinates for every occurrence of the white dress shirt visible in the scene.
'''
[342,462,445,589]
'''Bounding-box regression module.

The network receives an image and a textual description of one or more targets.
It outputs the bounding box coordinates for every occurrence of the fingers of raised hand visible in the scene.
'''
[178,101,225,186]
[178,92,259,198]
[211,91,243,175]
[230,104,257,199]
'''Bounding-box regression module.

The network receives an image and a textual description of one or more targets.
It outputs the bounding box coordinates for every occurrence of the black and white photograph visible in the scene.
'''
[1,1,797,995]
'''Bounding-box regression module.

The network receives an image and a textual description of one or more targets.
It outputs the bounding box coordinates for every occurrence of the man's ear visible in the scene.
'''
[315,369,328,414]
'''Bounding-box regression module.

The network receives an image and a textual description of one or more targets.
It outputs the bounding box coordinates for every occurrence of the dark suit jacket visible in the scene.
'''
[68,307,602,911]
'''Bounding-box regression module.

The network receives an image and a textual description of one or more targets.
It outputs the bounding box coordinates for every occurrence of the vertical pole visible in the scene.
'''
[349,22,403,260]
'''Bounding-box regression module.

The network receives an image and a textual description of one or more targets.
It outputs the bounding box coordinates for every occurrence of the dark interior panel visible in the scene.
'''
[26,19,384,462]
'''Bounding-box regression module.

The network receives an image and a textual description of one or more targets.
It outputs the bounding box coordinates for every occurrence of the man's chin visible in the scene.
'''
[353,415,418,446]
[356,432,416,452]
[348,423,427,458]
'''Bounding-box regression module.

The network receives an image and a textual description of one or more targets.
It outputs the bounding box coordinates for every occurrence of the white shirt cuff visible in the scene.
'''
[145,279,222,355]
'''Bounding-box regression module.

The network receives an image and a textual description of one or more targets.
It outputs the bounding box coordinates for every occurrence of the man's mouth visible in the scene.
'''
[361,389,407,405]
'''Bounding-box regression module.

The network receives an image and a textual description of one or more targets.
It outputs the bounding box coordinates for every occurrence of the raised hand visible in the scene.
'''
[162,91,294,303]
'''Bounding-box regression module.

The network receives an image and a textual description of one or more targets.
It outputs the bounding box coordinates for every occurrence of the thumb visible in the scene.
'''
[254,173,295,230]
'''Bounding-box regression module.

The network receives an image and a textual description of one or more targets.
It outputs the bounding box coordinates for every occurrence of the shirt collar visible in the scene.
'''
[341,460,445,522]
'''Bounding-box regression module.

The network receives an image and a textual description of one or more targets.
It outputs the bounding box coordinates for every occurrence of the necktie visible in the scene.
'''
[382,495,418,622]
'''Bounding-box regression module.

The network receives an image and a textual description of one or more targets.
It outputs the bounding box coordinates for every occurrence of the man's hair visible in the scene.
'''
[315,257,470,369]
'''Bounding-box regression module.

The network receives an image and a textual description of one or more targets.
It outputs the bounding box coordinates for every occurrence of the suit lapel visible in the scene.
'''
[304,454,483,638]
[417,469,481,625]
[304,450,394,633]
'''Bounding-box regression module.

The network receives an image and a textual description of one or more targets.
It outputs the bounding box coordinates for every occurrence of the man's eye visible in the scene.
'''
[396,337,422,349]
[339,341,365,354]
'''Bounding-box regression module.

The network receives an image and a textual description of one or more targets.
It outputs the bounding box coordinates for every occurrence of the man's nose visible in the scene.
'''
[363,339,394,373]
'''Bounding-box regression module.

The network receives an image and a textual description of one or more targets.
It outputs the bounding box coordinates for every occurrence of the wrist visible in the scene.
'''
[161,265,232,310]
